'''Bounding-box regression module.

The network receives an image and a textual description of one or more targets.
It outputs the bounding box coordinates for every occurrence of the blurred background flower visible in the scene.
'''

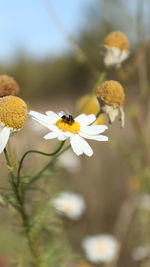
[51,192,86,220]
[101,31,130,67]
[82,234,119,263]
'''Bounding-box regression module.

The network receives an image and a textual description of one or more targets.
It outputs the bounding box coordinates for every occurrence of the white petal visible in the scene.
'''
[44,131,60,140]
[75,114,96,126]
[44,130,71,141]
[70,135,83,156]
[79,132,108,141]
[77,135,93,156]
[119,50,129,63]
[29,111,51,124]
[0,127,10,153]
[80,125,108,135]
[58,111,65,117]
[45,111,59,123]
[30,116,58,131]
[71,135,93,157]
[111,46,121,57]
[58,133,69,141]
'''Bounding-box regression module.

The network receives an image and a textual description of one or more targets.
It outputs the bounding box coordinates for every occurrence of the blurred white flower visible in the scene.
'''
[139,194,150,211]
[29,110,108,157]
[52,192,86,220]
[82,234,119,263]
[101,31,130,68]
[132,246,150,261]
[102,46,129,68]
[58,150,81,173]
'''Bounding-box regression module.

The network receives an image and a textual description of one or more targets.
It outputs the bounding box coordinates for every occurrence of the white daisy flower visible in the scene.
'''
[29,110,108,157]
[82,234,119,263]
[0,96,28,153]
[51,192,86,220]
[58,150,81,173]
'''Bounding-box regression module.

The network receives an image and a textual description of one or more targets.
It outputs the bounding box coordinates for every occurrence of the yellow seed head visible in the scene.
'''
[103,31,129,50]
[0,96,28,130]
[0,75,20,97]
[77,94,100,115]
[56,118,80,134]
[96,80,125,106]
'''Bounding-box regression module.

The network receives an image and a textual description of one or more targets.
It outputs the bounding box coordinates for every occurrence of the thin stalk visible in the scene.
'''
[80,72,106,114]
[4,148,16,187]
[25,144,71,190]
[92,71,106,94]
[17,141,65,187]
[96,109,103,119]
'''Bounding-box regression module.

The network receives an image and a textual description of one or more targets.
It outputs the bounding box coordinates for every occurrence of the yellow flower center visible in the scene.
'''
[60,202,74,213]
[0,96,28,130]
[56,118,80,134]
[95,242,109,253]
[96,80,125,106]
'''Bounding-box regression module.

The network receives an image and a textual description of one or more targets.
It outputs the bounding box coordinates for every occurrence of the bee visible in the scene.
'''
[61,112,74,125]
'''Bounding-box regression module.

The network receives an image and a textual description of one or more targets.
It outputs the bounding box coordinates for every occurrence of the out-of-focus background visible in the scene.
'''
[0,0,150,266]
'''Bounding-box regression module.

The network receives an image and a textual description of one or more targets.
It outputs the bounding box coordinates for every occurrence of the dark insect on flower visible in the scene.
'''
[61,114,74,125]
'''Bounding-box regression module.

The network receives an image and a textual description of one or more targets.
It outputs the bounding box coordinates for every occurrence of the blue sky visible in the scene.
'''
[0,0,90,62]
[0,0,149,63]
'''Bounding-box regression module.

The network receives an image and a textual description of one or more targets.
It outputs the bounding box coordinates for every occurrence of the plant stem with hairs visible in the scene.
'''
[3,141,69,266]
[4,148,42,266]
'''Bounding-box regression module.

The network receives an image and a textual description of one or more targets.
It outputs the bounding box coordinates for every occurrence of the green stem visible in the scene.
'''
[25,144,71,190]
[16,141,65,187]
[4,148,16,186]
[4,148,11,165]
[91,71,106,94]
[3,148,42,265]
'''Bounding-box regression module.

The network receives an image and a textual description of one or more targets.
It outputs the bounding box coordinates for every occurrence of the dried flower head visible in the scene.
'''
[96,80,125,127]
[101,31,130,67]
[0,75,20,97]
[103,31,129,50]
[0,96,28,153]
